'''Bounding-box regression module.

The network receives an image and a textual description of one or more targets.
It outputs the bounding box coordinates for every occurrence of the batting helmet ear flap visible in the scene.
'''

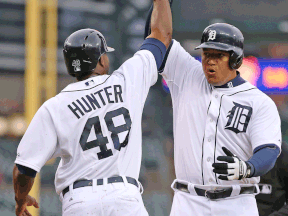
[229,52,244,69]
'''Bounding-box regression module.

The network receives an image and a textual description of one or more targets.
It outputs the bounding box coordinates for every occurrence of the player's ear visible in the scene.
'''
[98,56,104,67]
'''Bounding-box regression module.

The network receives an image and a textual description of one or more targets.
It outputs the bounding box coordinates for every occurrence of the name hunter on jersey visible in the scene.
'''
[67,85,123,119]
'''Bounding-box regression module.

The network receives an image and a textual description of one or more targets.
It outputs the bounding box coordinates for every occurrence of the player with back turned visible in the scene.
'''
[12,0,172,215]
[144,2,281,216]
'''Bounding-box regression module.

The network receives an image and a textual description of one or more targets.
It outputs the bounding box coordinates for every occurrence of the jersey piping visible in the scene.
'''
[202,100,212,185]
[212,87,258,184]
[227,88,257,96]
[214,94,224,184]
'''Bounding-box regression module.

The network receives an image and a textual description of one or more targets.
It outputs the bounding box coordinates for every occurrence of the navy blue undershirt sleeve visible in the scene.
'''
[158,40,174,73]
[140,38,167,70]
[16,164,37,178]
[247,144,280,177]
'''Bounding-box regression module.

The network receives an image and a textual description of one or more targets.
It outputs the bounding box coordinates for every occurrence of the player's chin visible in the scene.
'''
[205,75,218,85]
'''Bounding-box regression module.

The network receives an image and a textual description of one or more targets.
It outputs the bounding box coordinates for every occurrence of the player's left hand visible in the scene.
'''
[15,195,39,216]
[212,147,250,181]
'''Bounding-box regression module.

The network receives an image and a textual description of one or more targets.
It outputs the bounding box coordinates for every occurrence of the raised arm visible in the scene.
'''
[147,0,173,49]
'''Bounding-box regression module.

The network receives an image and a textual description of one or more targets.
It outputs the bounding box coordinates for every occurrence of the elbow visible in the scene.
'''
[147,29,173,49]
[163,32,172,49]
[167,32,173,43]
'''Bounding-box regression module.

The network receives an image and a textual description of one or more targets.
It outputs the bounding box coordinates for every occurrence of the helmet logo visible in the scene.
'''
[207,30,217,41]
[72,59,81,72]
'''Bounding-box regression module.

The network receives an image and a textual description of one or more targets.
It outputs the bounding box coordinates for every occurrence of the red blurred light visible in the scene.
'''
[238,56,260,86]
[263,67,288,89]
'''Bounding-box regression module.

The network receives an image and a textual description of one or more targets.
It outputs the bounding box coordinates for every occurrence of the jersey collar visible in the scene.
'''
[214,71,246,88]
[61,75,109,92]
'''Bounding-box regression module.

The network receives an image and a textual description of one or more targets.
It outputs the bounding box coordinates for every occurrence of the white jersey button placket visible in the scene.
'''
[202,90,222,185]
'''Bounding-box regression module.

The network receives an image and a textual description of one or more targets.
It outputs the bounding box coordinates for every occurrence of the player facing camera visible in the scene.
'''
[144,2,282,214]
[195,23,244,86]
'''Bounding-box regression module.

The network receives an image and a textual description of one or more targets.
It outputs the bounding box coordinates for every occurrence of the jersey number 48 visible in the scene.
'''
[79,107,131,160]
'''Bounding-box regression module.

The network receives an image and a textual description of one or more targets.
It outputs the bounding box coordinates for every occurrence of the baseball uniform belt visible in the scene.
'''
[62,176,138,197]
[175,182,256,200]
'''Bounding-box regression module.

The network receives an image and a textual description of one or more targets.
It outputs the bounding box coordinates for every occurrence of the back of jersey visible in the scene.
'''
[15,50,157,194]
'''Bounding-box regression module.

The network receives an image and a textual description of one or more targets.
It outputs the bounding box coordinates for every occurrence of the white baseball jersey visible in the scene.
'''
[15,50,157,194]
[161,40,282,186]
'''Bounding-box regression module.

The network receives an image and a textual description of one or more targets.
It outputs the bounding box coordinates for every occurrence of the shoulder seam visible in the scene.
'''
[61,75,112,93]
[227,87,257,96]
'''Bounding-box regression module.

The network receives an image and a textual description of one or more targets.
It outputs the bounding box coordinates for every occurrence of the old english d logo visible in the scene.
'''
[225,102,252,134]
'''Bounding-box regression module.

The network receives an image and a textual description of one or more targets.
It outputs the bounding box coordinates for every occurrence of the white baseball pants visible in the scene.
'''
[60,178,148,216]
[170,180,259,216]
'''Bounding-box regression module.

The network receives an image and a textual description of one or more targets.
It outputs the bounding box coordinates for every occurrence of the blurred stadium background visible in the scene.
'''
[1,0,288,215]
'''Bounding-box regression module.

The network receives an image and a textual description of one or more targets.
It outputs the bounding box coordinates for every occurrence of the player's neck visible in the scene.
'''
[213,71,237,87]
[77,73,101,82]
[90,74,101,78]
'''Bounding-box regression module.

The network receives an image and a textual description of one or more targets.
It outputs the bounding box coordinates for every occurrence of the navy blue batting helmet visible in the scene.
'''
[63,29,114,77]
[195,23,244,69]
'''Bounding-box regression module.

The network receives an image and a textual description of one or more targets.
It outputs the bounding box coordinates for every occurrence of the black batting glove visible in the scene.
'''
[212,147,251,181]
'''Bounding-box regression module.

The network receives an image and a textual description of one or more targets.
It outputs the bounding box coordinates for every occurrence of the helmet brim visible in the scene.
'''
[107,47,115,52]
[194,42,234,51]
[194,42,243,57]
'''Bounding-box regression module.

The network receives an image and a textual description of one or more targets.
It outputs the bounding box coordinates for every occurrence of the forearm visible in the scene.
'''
[147,0,172,48]
[144,5,153,39]
[13,164,35,204]
[247,145,280,177]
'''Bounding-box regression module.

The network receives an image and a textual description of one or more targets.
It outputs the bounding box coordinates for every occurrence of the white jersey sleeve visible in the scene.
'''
[15,101,58,172]
[248,96,282,151]
[160,39,202,97]
[113,50,158,105]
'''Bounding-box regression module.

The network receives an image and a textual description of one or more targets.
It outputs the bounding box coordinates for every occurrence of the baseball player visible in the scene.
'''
[12,0,172,215]
[144,5,282,216]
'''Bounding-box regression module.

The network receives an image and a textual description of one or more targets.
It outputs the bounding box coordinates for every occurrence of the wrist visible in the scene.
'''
[245,161,254,178]
[15,195,27,205]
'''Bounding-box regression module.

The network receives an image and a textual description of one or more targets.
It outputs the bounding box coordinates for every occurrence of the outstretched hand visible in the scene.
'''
[15,195,39,216]
[144,0,174,39]
[212,147,250,181]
